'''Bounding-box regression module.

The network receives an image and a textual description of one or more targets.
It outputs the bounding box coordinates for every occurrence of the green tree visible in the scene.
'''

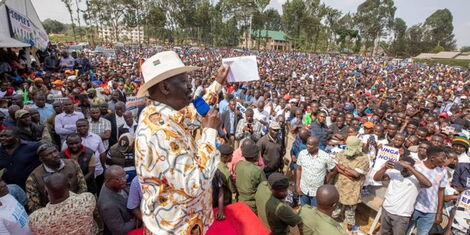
[264,9,281,31]
[461,46,470,52]
[61,0,77,41]
[388,17,407,57]
[422,9,456,50]
[282,0,307,49]
[354,0,396,55]
[42,19,67,34]
[405,24,426,57]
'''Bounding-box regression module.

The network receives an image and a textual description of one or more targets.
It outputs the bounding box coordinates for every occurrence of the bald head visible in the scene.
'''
[44,173,70,203]
[316,185,339,214]
[299,128,311,142]
[104,165,125,180]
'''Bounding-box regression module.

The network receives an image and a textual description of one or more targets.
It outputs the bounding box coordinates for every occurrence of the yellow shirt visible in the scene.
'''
[135,81,221,235]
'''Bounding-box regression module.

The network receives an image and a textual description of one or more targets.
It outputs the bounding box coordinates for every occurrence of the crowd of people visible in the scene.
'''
[0,44,469,235]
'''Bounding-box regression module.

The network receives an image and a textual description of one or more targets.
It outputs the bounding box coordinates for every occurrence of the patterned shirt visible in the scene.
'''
[135,81,221,235]
[414,161,447,213]
[297,149,336,195]
[89,117,111,149]
[334,152,370,205]
[28,192,96,235]
[235,119,263,141]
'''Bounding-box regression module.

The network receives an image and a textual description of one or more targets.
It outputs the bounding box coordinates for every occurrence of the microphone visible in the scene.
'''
[193,97,210,116]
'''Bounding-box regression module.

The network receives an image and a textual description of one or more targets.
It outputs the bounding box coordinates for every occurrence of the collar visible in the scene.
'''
[145,101,194,126]
[63,146,86,158]
[124,121,136,129]
[43,159,65,173]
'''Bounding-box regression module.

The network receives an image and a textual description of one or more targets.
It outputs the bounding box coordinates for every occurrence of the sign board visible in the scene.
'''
[452,193,470,233]
[372,146,400,172]
[126,96,146,118]
[6,6,48,51]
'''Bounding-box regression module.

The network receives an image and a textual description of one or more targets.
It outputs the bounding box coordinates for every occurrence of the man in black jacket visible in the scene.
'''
[104,102,126,147]
[221,100,242,148]
[15,110,51,143]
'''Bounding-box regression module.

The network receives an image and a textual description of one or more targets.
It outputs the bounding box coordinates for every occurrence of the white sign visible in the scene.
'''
[6,6,49,51]
[372,146,400,172]
[222,56,260,83]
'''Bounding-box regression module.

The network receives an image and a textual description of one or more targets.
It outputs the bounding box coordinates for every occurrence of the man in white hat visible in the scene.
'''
[135,51,229,235]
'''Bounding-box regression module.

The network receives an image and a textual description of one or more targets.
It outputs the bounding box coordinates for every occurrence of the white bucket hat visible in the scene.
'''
[137,51,199,97]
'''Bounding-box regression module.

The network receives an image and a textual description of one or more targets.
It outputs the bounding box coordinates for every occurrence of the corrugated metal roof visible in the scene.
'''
[431,51,460,59]
[251,30,287,41]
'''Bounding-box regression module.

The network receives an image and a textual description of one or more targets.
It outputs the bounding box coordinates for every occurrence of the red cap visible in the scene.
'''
[438,112,449,119]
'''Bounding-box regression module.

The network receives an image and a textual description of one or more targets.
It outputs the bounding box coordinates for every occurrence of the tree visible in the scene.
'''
[422,9,456,50]
[264,9,281,31]
[388,17,407,57]
[354,0,396,55]
[461,46,470,52]
[282,0,307,49]
[42,19,67,34]
[405,24,427,57]
[323,6,341,52]
[61,0,76,41]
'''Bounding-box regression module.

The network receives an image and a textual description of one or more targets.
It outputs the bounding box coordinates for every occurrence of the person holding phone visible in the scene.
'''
[374,157,432,235]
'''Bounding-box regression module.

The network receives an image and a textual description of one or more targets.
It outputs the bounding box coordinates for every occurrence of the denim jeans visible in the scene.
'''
[407,210,436,235]
[300,193,317,207]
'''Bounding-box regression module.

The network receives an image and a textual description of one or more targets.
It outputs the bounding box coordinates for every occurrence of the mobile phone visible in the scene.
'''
[393,163,403,171]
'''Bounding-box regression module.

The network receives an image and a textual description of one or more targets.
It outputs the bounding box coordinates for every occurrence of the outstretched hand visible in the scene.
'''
[215,65,230,85]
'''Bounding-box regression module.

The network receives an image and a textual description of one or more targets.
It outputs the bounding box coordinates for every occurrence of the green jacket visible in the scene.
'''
[299,205,348,235]
[255,182,301,235]
[235,160,266,213]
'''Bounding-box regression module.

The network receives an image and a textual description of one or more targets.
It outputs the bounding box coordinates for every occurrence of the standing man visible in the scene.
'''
[296,136,336,207]
[88,105,112,150]
[118,111,137,137]
[134,51,229,234]
[255,173,301,235]
[31,93,55,122]
[235,108,263,142]
[299,185,348,235]
[374,157,432,235]
[310,111,329,149]
[55,98,85,144]
[257,122,284,177]
[330,136,370,232]
[407,146,447,235]
[104,102,125,147]
[221,99,241,147]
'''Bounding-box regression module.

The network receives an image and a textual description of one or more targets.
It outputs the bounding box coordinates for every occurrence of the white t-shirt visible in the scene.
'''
[253,109,269,125]
[0,194,32,235]
[382,169,421,217]
[414,162,447,213]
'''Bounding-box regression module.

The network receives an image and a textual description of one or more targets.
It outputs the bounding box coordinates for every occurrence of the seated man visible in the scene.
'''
[299,185,348,235]
[255,172,301,235]
[60,133,97,194]
[235,143,267,213]
[0,169,32,235]
[98,165,137,235]
[28,173,96,234]
[25,143,87,212]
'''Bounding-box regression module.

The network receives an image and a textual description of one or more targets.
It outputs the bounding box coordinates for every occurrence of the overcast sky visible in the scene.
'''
[31,0,470,48]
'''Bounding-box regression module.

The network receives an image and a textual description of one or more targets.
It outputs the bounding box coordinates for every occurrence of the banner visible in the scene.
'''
[6,6,48,50]
[126,96,146,118]
[372,146,400,172]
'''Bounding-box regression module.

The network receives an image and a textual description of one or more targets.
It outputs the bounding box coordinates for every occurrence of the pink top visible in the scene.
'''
[228,147,265,180]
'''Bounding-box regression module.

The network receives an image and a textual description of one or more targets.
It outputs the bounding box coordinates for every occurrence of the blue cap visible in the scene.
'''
[193,97,210,116]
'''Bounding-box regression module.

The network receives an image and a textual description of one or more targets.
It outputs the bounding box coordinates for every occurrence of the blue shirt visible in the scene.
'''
[31,103,55,122]
[0,141,41,189]
[219,99,229,113]
[310,121,328,147]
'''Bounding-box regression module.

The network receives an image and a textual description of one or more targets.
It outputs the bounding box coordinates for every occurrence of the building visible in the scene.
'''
[97,26,144,43]
[239,30,292,51]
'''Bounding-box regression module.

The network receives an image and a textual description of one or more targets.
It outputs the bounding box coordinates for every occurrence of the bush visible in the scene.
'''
[430,45,445,53]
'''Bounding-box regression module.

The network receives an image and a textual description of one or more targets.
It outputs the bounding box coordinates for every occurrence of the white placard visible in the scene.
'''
[222,56,260,83]
[372,146,400,172]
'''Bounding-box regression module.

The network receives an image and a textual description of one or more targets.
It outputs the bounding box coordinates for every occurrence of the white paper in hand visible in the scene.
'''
[222,56,260,83]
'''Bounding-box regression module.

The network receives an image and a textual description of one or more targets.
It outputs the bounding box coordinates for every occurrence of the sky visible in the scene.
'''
[31,0,470,48]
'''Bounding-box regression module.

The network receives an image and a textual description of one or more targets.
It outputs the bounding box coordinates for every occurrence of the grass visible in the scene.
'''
[414,58,470,67]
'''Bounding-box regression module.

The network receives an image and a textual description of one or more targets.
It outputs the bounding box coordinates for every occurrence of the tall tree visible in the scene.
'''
[42,19,67,34]
[422,9,456,50]
[323,6,341,52]
[282,0,307,49]
[61,0,76,41]
[264,8,281,31]
[354,0,396,55]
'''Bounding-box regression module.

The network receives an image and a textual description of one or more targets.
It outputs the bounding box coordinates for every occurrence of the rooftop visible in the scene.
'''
[251,30,287,41]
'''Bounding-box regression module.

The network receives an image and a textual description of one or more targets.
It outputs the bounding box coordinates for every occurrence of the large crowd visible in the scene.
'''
[0,44,469,235]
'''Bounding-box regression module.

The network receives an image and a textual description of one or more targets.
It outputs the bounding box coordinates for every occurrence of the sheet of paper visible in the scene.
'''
[222,56,260,83]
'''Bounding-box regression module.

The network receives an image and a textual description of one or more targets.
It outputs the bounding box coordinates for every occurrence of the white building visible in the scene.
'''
[97,26,144,43]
